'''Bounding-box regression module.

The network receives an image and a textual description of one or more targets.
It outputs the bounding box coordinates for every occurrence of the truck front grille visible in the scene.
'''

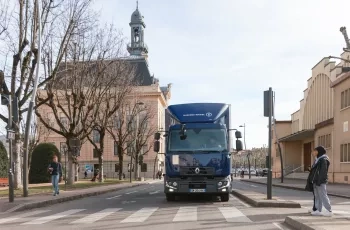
[179,167,215,176]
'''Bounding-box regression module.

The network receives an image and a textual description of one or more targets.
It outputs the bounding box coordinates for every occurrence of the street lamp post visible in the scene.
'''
[239,124,250,179]
[62,144,67,191]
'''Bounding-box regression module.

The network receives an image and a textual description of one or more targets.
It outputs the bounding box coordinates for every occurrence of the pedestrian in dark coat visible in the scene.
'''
[310,146,332,216]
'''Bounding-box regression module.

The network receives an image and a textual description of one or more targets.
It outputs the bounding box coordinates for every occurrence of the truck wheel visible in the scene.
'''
[221,194,229,202]
[166,194,175,201]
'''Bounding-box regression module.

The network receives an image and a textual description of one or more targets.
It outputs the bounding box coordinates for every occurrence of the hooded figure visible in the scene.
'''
[311,146,332,216]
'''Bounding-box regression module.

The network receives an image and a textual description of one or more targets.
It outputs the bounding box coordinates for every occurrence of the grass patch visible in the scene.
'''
[0,179,126,197]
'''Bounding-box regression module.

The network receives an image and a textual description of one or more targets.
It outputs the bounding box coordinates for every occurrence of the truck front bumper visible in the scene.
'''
[164,178,231,195]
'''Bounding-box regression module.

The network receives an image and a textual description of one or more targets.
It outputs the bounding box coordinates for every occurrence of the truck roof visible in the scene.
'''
[167,103,230,124]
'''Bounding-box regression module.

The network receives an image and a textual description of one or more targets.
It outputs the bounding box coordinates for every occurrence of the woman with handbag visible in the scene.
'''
[306,162,317,213]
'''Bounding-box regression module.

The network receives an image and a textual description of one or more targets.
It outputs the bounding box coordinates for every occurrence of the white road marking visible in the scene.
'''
[173,207,197,222]
[120,207,158,223]
[149,190,160,195]
[250,184,258,187]
[121,201,136,204]
[125,191,138,195]
[0,210,49,224]
[273,222,284,230]
[71,208,121,224]
[338,201,350,205]
[106,195,121,199]
[218,207,252,222]
[21,209,85,225]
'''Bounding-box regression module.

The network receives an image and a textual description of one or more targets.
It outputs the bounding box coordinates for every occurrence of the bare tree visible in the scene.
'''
[35,23,129,185]
[0,0,96,188]
[20,115,51,171]
[131,106,156,180]
[0,0,10,38]
[84,62,135,183]
[106,100,147,180]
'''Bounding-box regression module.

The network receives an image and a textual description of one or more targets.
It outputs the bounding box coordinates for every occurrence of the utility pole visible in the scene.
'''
[7,95,14,202]
[264,87,273,200]
[23,0,41,197]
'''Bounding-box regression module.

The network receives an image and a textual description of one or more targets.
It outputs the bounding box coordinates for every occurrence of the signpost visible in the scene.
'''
[264,87,273,200]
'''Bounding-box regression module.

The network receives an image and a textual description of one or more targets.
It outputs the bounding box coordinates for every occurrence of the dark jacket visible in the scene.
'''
[313,155,330,186]
[48,162,62,176]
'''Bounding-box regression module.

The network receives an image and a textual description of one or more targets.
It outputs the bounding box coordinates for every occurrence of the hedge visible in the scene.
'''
[0,141,8,178]
[29,142,61,184]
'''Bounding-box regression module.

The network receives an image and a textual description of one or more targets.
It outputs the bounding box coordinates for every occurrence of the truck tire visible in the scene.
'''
[221,194,229,202]
[166,194,175,201]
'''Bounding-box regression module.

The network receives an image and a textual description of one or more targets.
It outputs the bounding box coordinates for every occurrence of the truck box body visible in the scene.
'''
[163,103,233,201]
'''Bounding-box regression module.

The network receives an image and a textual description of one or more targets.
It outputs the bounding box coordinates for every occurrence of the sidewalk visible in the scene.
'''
[0,179,158,213]
[285,215,350,230]
[240,177,350,199]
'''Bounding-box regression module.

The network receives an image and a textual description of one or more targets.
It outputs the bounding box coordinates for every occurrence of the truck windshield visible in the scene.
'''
[168,128,227,152]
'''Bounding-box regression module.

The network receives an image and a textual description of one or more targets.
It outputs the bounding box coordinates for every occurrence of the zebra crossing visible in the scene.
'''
[0,205,253,225]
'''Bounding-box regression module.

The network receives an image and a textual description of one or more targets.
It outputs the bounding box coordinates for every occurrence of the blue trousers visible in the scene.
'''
[51,174,59,195]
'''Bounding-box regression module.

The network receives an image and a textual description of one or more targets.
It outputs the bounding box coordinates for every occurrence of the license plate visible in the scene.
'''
[189,189,206,192]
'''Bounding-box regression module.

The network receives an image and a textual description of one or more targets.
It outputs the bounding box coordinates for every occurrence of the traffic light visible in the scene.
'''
[154,132,161,140]
[153,140,160,152]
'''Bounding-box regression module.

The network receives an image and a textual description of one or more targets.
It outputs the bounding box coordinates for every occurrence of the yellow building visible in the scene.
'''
[37,4,171,179]
[272,51,350,184]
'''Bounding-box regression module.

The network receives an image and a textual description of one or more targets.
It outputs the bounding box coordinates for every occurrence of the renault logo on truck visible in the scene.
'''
[206,112,212,117]
[195,168,200,174]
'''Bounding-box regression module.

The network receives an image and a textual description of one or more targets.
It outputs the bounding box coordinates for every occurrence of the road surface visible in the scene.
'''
[1,179,349,229]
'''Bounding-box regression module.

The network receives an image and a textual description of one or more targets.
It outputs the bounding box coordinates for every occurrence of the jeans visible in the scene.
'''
[314,183,331,212]
[51,174,59,195]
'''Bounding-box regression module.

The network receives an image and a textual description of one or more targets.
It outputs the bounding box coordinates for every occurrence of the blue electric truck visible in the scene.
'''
[153,103,243,202]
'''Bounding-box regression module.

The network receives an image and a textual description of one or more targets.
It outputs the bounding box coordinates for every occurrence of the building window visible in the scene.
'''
[318,134,331,148]
[340,143,350,163]
[60,142,67,155]
[126,142,133,154]
[341,88,350,109]
[93,148,98,158]
[115,163,120,172]
[60,117,68,131]
[93,130,100,143]
[114,141,118,156]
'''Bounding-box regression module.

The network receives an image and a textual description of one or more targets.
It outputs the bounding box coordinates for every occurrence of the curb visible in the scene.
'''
[5,181,156,213]
[240,180,350,199]
[231,189,301,208]
[284,216,322,230]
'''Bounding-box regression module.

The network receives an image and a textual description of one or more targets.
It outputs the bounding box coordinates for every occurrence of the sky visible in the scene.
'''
[1,0,350,148]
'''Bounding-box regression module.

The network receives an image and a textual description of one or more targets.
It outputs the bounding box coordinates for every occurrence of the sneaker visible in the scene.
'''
[53,193,56,196]
[323,210,333,217]
[311,210,322,216]
[308,209,316,213]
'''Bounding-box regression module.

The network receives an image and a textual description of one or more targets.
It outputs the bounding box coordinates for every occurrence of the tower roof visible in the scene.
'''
[130,1,144,25]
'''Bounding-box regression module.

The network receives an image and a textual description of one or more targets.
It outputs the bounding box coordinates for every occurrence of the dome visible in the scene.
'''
[130,8,143,24]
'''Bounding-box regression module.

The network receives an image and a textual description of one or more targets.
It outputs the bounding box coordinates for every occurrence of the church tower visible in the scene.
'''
[127,1,148,57]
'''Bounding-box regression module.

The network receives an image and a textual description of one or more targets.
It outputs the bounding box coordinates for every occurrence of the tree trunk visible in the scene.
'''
[13,134,22,189]
[67,158,74,185]
[118,151,123,180]
[134,154,139,180]
[153,153,158,179]
[98,155,104,183]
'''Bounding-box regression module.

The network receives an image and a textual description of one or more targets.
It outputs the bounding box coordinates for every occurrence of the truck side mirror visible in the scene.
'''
[236,140,243,151]
[153,140,160,152]
[179,124,187,140]
[235,131,242,139]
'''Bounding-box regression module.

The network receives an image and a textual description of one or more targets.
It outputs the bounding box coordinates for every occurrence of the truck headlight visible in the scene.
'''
[217,181,223,187]
[173,182,177,187]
